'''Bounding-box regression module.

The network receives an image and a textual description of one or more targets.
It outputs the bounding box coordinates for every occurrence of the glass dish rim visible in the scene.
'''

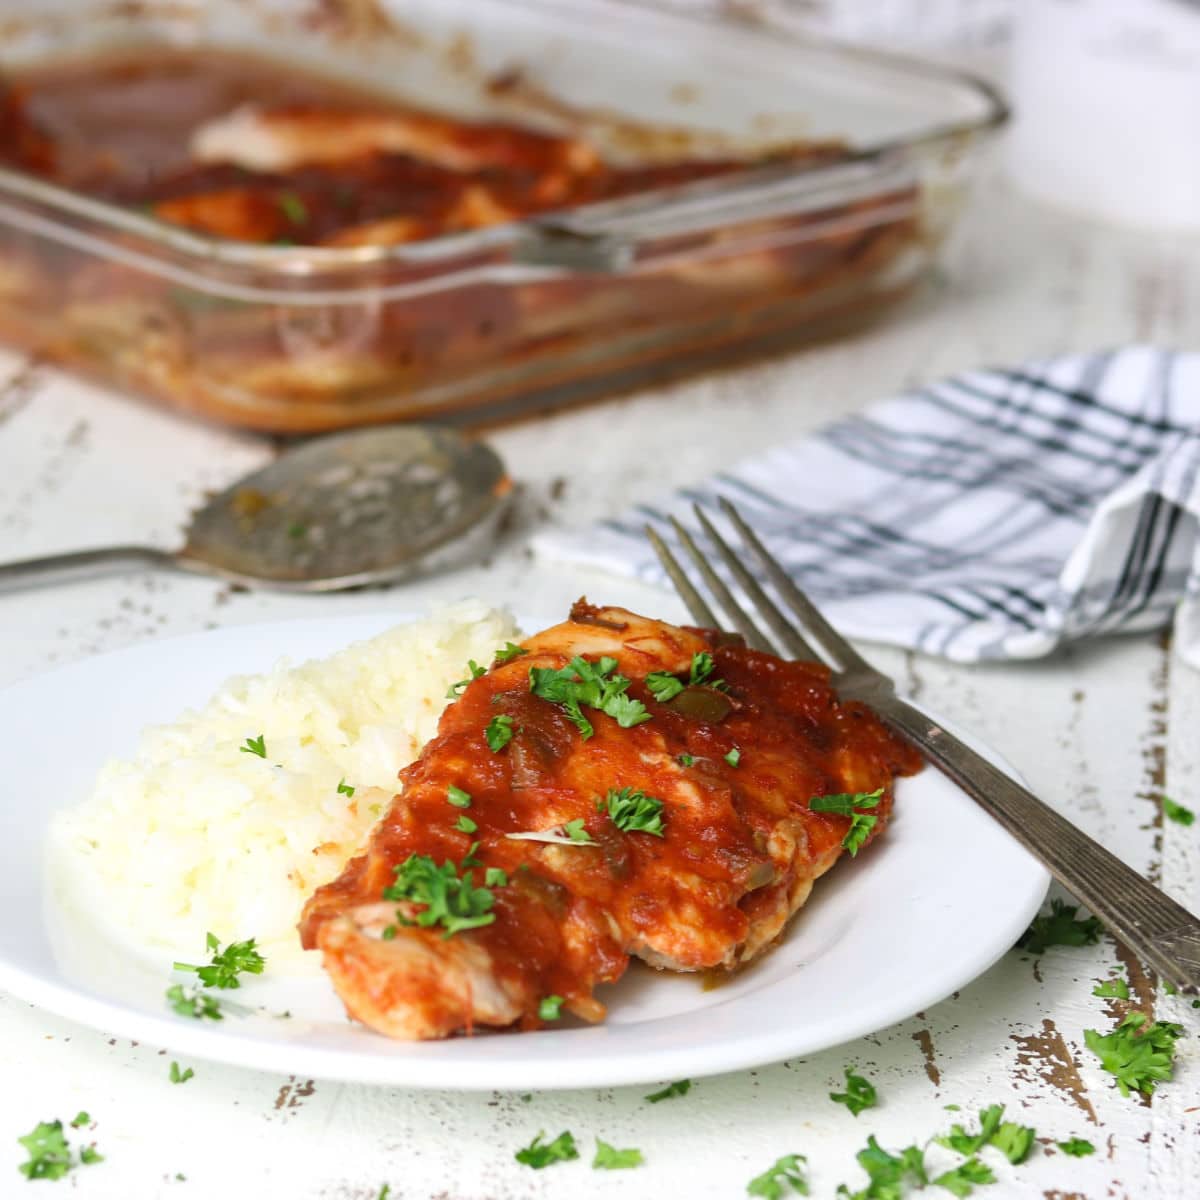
[0,0,1009,277]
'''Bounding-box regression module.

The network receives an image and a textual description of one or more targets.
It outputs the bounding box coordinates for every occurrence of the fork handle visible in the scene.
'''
[877,695,1200,994]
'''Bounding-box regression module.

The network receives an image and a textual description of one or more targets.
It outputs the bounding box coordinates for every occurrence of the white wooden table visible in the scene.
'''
[1,165,1198,1199]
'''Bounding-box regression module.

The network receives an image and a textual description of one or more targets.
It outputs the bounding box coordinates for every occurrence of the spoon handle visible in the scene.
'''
[0,545,182,592]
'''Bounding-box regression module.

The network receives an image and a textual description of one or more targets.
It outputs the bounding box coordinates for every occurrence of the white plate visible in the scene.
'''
[0,613,1048,1091]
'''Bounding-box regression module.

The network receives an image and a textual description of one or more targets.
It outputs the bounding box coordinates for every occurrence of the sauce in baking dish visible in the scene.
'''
[0,47,841,246]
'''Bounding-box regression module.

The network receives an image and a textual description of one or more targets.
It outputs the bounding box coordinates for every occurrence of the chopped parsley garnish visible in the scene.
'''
[79,1147,103,1166]
[484,867,508,886]
[337,779,355,797]
[377,1186,391,1200]
[1093,973,1130,1000]
[382,852,496,937]
[593,1139,645,1170]
[286,521,307,540]
[1163,795,1195,825]
[1017,898,1103,953]
[809,788,884,856]
[1057,1138,1094,1157]
[485,714,515,752]
[506,819,597,846]
[603,788,665,837]
[747,1153,809,1197]
[645,1079,691,1103]
[1084,1011,1184,1096]
[932,1157,994,1196]
[166,983,223,1020]
[829,1067,877,1117]
[494,642,528,664]
[278,192,308,225]
[447,785,472,808]
[69,1113,89,1129]
[454,814,478,834]
[936,1103,1035,1164]
[239,734,267,758]
[645,671,685,703]
[725,747,741,768]
[677,753,695,767]
[538,995,564,1021]
[447,660,487,698]
[645,652,725,705]
[514,1130,579,1169]
[169,1061,194,1085]
[174,932,266,990]
[836,1136,927,1200]
[528,655,650,739]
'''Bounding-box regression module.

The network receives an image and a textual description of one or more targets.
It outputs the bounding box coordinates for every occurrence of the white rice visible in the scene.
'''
[49,601,518,971]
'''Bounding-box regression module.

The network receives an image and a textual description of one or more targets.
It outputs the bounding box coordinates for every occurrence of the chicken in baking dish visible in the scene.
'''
[300,602,922,1039]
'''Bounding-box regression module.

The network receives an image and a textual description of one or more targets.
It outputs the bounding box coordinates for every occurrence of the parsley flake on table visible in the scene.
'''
[1017,898,1103,953]
[603,787,665,836]
[506,819,597,846]
[809,788,884,856]
[447,785,472,808]
[166,983,223,1020]
[1162,795,1195,825]
[1093,973,1130,1000]
[69,1112,89,1129]
[725,747,742,767]
[937,1102,1035,1164]
[485,714,515,751]
[337,779,355,797]
[1084,1011,1184,1096]
[239,734,267,758]
[836,1136,927,1200]
[1057,1137,1095,1157]
[514,1129,579,1168]
[382,852,497,937]
[169,1061,194,1085]
[830,1067,877,1117]
[932,1156,994,1197]
[592,1138,644,1170]
[747,1153,809,1198]
[538,995,564,1021]
[447,660,487,698]
[18,1121,73,1180]
[645,1079,691,1103]
[174,932,266,989]
[529,655,650,739]
[494,642,528,664]
[17,1118,102,1180]
[454,815,478,834]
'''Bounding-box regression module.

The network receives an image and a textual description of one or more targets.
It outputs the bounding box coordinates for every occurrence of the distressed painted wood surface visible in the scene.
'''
[1,163,1199,1199]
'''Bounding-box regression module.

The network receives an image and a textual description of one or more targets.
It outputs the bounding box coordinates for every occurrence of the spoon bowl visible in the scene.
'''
[0,425,511,593]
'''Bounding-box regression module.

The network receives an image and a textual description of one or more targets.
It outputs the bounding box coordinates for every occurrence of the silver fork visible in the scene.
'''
[647,497,1200,995]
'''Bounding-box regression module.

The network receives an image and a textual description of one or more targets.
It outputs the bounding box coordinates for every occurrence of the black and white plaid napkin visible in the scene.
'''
[533,347,1200,665]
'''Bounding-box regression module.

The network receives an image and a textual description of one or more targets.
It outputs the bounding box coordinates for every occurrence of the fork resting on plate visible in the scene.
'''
[647,498,1200,995]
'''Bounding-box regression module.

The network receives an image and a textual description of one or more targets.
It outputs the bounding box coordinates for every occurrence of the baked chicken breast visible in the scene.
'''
[300,601,921,1039]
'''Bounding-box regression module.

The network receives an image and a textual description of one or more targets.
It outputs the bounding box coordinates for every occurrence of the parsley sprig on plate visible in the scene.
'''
[809,788,884,856]
[747,1153,809,1197]
[529,655,651,739]
[174,932,265,990]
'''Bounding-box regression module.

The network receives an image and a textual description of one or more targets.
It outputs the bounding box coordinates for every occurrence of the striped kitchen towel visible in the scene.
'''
[533,346,1200,666]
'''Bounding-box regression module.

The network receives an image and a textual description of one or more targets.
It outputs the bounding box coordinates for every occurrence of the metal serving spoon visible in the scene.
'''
[0,426,512,592]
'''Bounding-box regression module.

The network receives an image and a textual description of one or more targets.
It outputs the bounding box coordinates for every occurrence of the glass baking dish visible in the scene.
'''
[0,0,1006,432]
